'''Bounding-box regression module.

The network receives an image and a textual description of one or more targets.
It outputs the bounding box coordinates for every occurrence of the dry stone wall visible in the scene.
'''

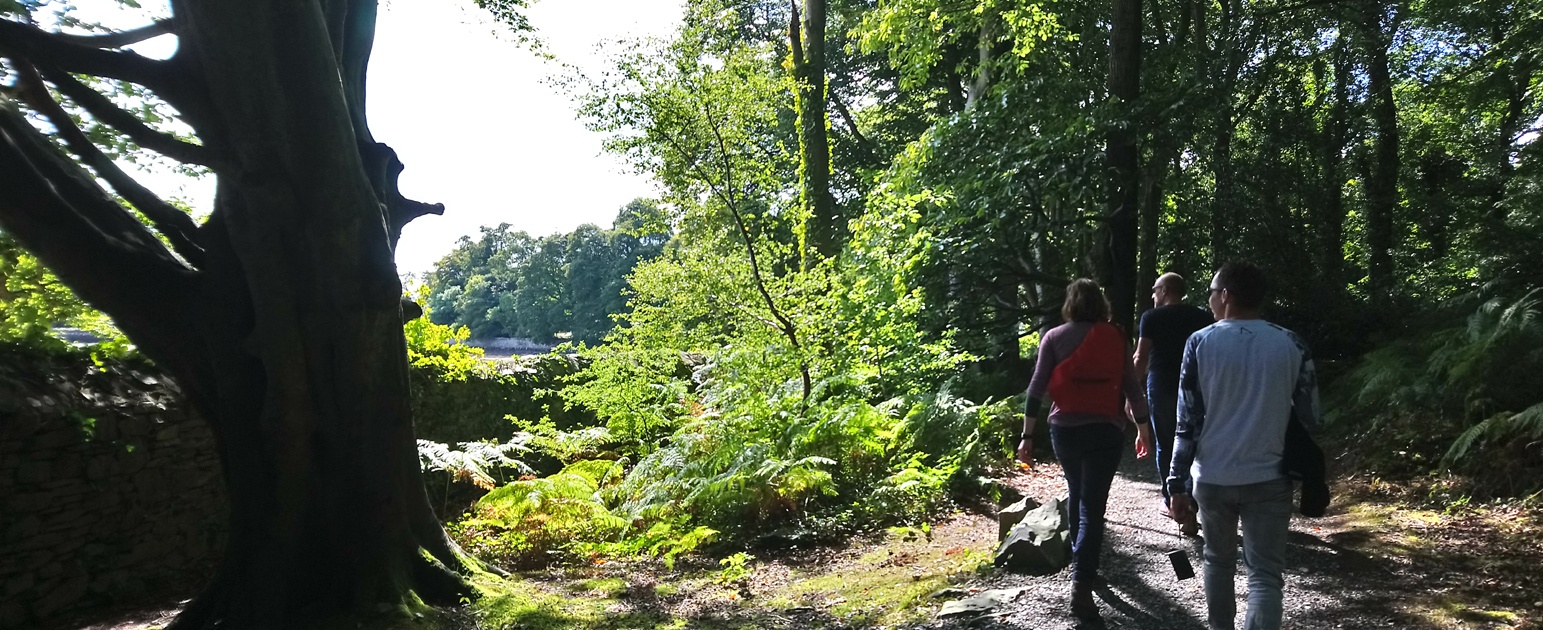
[0,350,225,629]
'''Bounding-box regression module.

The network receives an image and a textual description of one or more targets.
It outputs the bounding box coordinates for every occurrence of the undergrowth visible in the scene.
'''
[1330,287,1543,501]
[409,229,1022,573]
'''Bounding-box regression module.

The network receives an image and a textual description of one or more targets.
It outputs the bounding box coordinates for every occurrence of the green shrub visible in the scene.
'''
[451,459,628,566]
[405,308,593,444]
[1333,289,1543,497]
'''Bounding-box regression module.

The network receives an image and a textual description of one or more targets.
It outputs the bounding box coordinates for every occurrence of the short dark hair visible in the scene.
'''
[1062,278,1112,323]
[1215,261,1267,310]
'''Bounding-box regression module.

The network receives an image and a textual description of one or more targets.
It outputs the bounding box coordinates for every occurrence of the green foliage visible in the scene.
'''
[0,233,126,348]
[576,519,719,570]
[454,459,629,566]
[417,438,535,491]
[1445,403,1543,469]
[857,0,1065,90]
[1335,289,1543,497]
[715,552,753,584]
[406,297,591,443]
[421,206,668,345]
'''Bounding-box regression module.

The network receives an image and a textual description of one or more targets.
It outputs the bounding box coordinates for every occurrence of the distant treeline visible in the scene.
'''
[422,199,670,345]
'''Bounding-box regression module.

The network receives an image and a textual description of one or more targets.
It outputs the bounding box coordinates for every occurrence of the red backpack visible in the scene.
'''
[1048,322,1126,417]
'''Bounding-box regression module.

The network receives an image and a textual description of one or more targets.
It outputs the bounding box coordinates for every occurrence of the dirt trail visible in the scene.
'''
[920,451,1489,630]
[62,449,1538,630]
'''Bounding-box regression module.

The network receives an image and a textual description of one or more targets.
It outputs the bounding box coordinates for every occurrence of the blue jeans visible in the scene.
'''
[1050,423,1124,584]
[1195,478,1293,630]
[1147,379,1179,502]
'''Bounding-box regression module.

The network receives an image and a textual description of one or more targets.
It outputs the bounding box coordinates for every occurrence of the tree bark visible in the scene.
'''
[966,9,997,110]
[1104,0,1142,332]
[1208,0,1238,269]
[790,0,839,264]
[0,2,475,627]
[1359,2,1399,306]
[1138,150,1171,315]
[1317,30,1351,292]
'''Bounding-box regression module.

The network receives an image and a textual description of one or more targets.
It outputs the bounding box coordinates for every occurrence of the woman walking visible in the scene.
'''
[1018,278,1152,619]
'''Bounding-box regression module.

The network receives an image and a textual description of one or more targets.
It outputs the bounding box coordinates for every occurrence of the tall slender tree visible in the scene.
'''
[1358,0,1401,305]
[1105,0,1143,331]
[791,0,840,263]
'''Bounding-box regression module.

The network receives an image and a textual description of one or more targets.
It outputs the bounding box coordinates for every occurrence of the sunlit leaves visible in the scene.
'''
[0,233,123,344]
[856,0,1067,90]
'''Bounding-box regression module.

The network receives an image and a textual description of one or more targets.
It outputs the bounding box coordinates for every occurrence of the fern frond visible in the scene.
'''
[1443,402,1543,467]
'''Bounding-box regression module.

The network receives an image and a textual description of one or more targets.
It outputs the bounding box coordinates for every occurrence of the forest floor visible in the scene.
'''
[73,452,1542,630]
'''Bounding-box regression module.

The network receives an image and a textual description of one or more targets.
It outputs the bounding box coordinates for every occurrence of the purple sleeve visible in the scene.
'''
[1026,327,1060,399]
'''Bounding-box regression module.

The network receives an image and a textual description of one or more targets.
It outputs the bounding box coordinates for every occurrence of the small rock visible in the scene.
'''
[995,497,1072,575]
[997,497,1040,541]
[937,587,1027,618]
[930,587,967,599]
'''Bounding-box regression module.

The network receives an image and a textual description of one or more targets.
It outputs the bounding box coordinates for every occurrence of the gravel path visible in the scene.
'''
[921,449,1421,630]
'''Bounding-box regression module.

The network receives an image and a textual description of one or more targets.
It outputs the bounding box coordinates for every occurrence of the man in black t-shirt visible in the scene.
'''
[1133,272,1215,533]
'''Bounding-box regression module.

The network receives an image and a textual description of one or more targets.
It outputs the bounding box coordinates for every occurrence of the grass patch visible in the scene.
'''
[469,571,748,630]
[763,532,993,626]
[1406,595,1525,628]
[569,577,628,597]
[1335,489,1542,630]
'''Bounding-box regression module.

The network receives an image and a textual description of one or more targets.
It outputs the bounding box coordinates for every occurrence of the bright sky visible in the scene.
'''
[371,0,681,274]
[68,0,683,275]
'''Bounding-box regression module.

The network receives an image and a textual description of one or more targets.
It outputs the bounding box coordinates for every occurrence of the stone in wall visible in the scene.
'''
[0,348,227,629]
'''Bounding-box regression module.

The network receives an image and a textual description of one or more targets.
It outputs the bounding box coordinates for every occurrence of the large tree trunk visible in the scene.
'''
[1316,30,1351,293]
[1138,151,1170,314]
[790,0,840,263]
[0,2,471,627]
[1359,2,1400,306]
[177,4,471,624]
[1208,0,1238,269]
[1104,0,1142,332]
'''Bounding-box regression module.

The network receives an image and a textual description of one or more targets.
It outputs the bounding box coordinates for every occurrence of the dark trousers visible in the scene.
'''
[1050,422,1124,584]
[1147,379,1179,503]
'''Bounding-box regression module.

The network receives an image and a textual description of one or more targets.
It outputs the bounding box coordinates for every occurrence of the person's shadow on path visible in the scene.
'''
[1100,449,1417,629]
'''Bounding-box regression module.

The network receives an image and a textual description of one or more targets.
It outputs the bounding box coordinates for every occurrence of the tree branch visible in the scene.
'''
[698,95,812,404]
[0,100,181,264]
[363,142,445,247]
[829,87,879,163]
[652,95,813,404]
[0,19,178,89]
[0,101,202,374]
[16,62,205,266]
[51,20,174,49]
[41,68,215,167]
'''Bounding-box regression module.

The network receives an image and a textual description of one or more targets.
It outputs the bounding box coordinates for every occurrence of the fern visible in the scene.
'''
[1336,289,1543,496]
[417,438,533,490]
[1444,402,1543,466]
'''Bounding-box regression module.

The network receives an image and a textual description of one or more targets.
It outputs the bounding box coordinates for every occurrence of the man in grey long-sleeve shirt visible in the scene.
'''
[1167,262,1321,630]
